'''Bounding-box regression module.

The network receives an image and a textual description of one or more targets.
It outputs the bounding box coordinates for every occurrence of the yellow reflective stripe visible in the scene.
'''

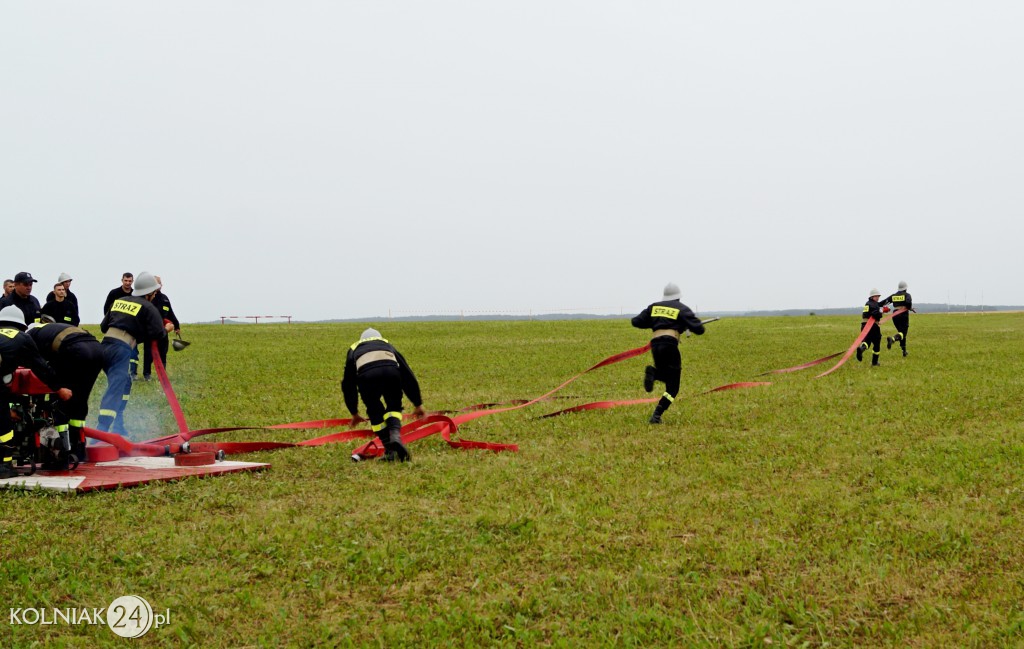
[2,457,11,463]
[384,411,402,421]
[0,430,13,443]
[122,395,130,401]
[371,421,388,432]
[69,419,86,427]
[0,328,18,339]
[662,393,674,403]
[55,425,69,433]
[99,409,117,417]
[651,306,680,319]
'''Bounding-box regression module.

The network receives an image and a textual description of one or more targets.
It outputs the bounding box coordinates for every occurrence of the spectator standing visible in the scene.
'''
[0,272,43,325]
[143,275,180,381]
[45,272,78,307]
[42,283,81,326]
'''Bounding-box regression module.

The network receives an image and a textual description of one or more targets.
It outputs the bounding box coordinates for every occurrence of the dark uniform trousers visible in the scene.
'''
[52,339,106,460]
[144,337,170,378]
[357,364,405,436]
[651,337,682,412]
[861,320,882,363]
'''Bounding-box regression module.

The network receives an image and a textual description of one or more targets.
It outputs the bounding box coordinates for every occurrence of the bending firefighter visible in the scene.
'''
[98,271,167,435]
[0,307,72,478]
[631,283,705,424]
[26,321,108,464]
[881,280,913,357]
[342,328,426,462]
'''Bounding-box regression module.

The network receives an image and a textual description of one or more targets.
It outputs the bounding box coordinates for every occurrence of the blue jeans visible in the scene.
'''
[98,339,133,436]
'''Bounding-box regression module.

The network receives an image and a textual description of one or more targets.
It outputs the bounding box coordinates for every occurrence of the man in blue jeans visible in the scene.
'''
[98,271,168,436]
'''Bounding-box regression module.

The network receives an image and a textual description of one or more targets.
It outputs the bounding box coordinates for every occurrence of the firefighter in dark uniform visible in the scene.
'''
[631,283,706,424]
[342,328,426,462]
[856,288,886,366]
[26,321,107,463]
[881,280,913,357]
[143,276,180,381]
[0,272,43,326]
[42,283,81,326]
[0,307,72,478]
[98,271,167,436]
[45,272,78,307]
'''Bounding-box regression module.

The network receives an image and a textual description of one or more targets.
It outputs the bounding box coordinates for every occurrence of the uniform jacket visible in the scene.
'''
[103,286,133,315]
[631,299,705,339]
[45,289,78,306]
[0,326,61,391]
[880,290,912,322]
[862,297,883,323]
[100,296,166,344]
[41,299,80,326]
[152,292,180,330]
[0,293,42,326]
[341,336,423,416]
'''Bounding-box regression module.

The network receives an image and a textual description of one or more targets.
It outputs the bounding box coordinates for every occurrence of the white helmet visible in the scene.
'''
[57,272,73,283]
[662,283,681,301]
[869,288,881,297]
[0,305,27,329]
[361,328,382,340]
[132,271,162,296]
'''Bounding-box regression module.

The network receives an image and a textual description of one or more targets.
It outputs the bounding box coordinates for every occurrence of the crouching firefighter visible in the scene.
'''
[342,328,426,462]
[631,283,706,424]
[0,307,73,478]
[26,321,107,463]
[98,271,167,436]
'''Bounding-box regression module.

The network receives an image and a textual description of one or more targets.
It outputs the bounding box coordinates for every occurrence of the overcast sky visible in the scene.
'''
[3,2,1021,323]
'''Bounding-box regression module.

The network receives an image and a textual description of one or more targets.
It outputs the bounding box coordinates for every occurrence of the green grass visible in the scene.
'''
[3,314,1023,647]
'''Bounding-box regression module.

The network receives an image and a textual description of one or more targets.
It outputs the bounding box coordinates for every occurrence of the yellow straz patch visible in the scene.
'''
[892,295,906,302]
[652,306,680,319]
[110,299,142,316]
[0,328,19,339]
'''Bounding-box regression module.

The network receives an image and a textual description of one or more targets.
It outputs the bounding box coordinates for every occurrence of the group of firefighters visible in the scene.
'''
[0,271,174,479]
[3,277,916,475]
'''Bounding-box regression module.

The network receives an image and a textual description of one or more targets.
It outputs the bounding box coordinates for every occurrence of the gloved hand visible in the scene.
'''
[882,306,890,313]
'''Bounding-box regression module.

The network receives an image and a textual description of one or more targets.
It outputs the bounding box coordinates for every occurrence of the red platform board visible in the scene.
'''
[0,456,270,493]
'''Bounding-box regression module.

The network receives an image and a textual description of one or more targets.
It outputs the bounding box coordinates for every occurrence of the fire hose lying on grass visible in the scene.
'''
[12,311,906,468]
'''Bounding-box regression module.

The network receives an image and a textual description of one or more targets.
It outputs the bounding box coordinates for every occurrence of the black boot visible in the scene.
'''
[384,420,411,462]
[643,366,656,393]
[649,406,665,424]
[902,346,908,357]
[856,343,865,362]
[0,460,16,480]
[886,336,894,350]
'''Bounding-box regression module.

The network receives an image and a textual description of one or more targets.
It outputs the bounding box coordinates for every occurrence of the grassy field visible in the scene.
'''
[3,313,1023,647]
